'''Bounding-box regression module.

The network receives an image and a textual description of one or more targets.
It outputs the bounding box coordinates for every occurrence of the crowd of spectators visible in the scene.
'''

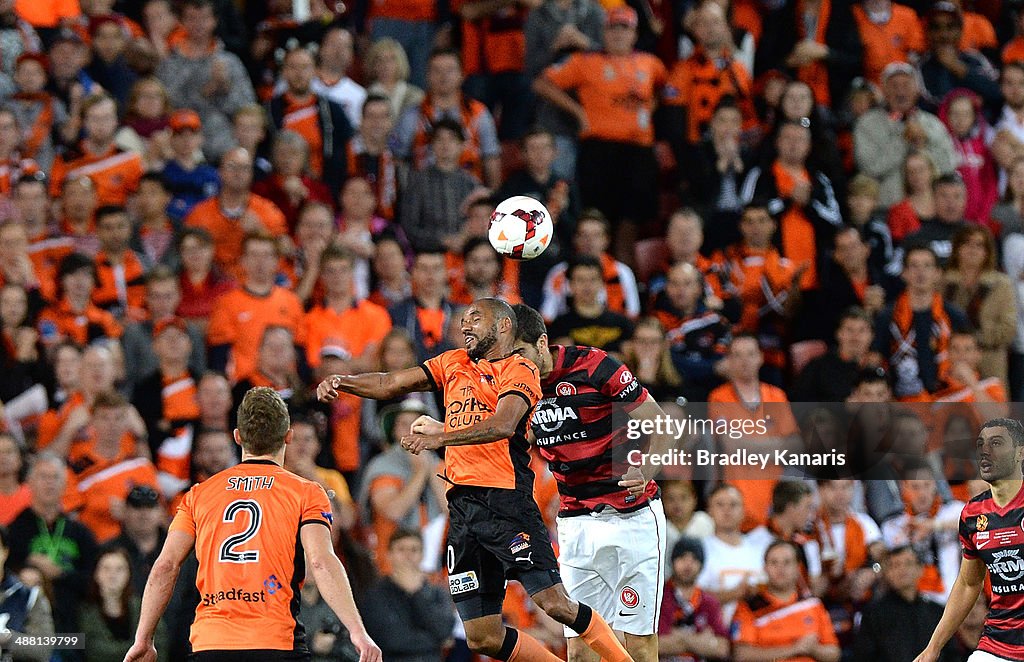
[0,0,1021,660]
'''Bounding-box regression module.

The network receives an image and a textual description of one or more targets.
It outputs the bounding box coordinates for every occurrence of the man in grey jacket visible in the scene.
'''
[854,61,959,208]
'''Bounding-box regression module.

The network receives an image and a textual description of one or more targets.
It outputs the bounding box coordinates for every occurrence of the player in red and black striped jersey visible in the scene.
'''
[512,303,669,662]
[915,418,1024,662]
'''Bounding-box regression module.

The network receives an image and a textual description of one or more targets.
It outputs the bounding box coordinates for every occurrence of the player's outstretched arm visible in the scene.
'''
[124,530,195,662]
[300,522,382,662]
[317,366,432,402]
[913,556,986,662]
[404,394,530,452]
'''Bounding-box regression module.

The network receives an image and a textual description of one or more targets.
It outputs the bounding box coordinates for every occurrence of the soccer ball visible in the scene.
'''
[488,196,554,261]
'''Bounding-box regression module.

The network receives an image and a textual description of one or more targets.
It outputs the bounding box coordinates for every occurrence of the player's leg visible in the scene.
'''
[616,499,668,662]
[557,509,618,662]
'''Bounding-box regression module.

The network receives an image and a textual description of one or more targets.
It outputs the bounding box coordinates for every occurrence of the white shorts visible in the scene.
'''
[556,498,666,637]
[969,651,1022,662]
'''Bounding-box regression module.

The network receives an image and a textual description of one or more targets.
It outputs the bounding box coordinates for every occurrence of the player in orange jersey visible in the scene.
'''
[317,298,635,662]
[123,387,381,662]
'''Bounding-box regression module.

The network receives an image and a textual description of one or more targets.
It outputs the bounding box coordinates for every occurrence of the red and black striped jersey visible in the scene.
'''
[960,485,1024,660]
[531,345,655,516]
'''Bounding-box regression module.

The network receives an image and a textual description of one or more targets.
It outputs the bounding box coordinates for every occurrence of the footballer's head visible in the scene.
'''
[511,303,552,375]
[977,418,1024,483]
[463,297,516,361]
[235,386,292,458]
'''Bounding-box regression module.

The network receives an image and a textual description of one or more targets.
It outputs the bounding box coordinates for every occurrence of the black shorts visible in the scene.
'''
[576,139,658,226]
[446,485,562,620]
[190,650,310,662]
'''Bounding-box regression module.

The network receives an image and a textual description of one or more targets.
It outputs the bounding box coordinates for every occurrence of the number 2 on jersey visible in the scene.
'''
[219,499,262,563]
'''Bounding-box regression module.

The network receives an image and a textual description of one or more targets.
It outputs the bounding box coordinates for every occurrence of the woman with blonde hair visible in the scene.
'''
[365,38,424,120]
[887,149,939,243]
[943,224,1016,384]
[621,316,683,402]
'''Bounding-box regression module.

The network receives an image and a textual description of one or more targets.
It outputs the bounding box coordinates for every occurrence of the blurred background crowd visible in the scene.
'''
[0,0,1021,659]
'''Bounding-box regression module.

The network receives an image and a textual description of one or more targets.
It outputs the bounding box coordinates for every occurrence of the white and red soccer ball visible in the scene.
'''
[488,196,554,261]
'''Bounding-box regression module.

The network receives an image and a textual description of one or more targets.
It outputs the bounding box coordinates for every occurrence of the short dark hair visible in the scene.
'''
[177,226,214,250]
[839,306,872,327]
[512,303,547,344]
[902,242,939,268]
[428,46,461,67]
[764,539,801,563]
[95,205,128,225]
[980,418,1024,446]
[566,255,602,280]
[771,480,812,515]
[933,172,966,192]
[886,544,924,564]
[476,297,517,337]
[461,236,495,260]
[236,387,290,456]
[521,125,554,147]
[388,528,422,549]
[139,172,169,190]
[0,524,9,551]
[430,117,465,142]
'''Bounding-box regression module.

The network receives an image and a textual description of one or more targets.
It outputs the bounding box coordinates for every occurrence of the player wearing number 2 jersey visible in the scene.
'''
[124,387,381,662]
[914,418,1024,662]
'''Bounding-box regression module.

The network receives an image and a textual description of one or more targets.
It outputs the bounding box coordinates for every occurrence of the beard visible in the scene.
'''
[468,328,498,361]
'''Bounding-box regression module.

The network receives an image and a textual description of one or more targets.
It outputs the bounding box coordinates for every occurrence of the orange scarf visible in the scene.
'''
[771,161,816,289]
[796,0,833,105]
[890,292,951,397]
[817,513,868,574]
[902,491,945,595]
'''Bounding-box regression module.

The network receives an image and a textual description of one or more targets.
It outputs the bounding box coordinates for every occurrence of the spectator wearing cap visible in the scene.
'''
[853,545,958,662]
[302,246,392,372]
[398,117,482,253]
[658,537,730,662]
[731,540,840,662]
[57,175,101,257]
[854,61,959,208]
[851,0,925,85]
[393,47,502,189]
[161,108,220,224]
[49,93,144,206]
[206,232,305,382]
[904,173,970,266]
[85,15,136,108]
[37,252,122,348]
[45,28,95,119]
[6,454,89,640]
[103,485,165,596]
[130,315,201,479]
[357,399,448,573]
[92,205,148,320]
[792,307,879,402]
[155,0,255,163]
[184,147,286,280]
[754,0,862,110]
[267,47,353,197]
[121,266,206,394]
[918,2,1000,115]
[534,6,667,265]
[10,51,70,172]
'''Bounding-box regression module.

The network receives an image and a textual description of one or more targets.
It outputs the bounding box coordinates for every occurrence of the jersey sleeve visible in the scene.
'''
[497,358,542,408]
[300,481,334,529]
[815,601,839,645]
[959,506,978,559]
[594,351,647,409]
[543,54,584,90]
[730,600,757,645]
[420,352,450,392]
[168,485,197,537]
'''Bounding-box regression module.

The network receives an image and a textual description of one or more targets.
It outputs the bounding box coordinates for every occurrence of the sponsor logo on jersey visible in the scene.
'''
[988,549,1024,582]
[202,586,268,606]
[449,571,479,595]
[263,575,283,595]
[556,382,577,396]
[532,400,579,433]
[620,370,634,385]
[620,586,640,608]
[510,532,531,555]
[978,514,988,531]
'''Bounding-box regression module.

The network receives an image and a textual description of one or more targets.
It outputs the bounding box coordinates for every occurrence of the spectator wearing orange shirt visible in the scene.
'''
[450,237,522,306]
[206,232,305,381]
[267,47,353,195]
[91,205,148,321]
[184,147,287,279]
[534,6,667,263]
[14,0,79,30]
[303,247,392,371]
[755,0,863,109]
[0,221,48,308]
[49,94,143,207]
[37,252,122,349]
[852,0,925,84]
[663,1,756,148]
[0,433,30,526]
[387,249,457,363]
[731,540,840,662]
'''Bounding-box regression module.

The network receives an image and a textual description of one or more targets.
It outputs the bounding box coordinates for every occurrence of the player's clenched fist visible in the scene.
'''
[411,415,443,436]
[317,375,343,402]
[123,641,157,662]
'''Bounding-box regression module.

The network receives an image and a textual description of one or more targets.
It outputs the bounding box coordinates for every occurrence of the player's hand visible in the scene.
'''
[912,647,941,662]
[402,433,444,454]
[350,631,382,662]
[618,465,647,498]
[411,415,443,436]
[317,375,344,402]
[123,640,157,662]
